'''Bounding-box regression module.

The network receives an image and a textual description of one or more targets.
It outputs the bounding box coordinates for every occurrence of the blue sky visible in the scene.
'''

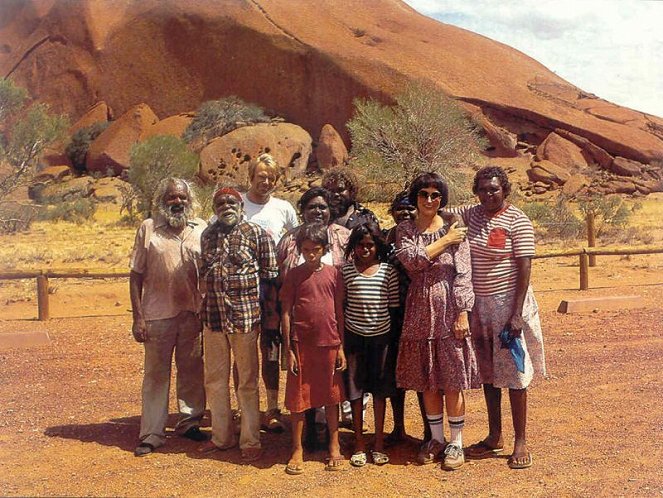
[404,0,663,118]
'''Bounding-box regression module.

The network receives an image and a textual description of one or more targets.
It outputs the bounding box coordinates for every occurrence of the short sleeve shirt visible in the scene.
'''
[279,264,342,347]
[451,204,535,296]
[130,216,206,321]
[242,194,299,244]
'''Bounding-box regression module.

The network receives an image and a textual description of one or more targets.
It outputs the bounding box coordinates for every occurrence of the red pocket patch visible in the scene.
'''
[487,227,507,249]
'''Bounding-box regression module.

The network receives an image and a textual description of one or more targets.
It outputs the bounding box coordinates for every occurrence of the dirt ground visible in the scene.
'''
[0,254,662,497]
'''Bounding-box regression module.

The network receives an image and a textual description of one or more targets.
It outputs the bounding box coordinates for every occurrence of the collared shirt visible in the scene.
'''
[200,219,278,333]
[130,215,206,321]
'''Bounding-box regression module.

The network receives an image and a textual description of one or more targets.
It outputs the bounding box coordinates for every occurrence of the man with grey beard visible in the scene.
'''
[129,177,208,457]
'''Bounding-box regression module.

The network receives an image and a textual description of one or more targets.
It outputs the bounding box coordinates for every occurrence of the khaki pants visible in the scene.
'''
[204,326,260,449]
[139,311,205,448]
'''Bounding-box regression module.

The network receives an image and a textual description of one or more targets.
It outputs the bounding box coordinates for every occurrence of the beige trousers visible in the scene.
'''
[203,326,260,449]
[139,311,205,448]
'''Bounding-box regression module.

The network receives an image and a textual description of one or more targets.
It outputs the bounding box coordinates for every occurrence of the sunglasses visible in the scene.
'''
[417,191,443,201]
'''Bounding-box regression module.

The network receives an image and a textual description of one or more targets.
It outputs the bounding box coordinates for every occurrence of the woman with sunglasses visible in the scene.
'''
[395,172,480,471]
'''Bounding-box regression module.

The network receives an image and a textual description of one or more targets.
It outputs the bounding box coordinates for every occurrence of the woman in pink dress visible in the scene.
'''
[395,172,479,471]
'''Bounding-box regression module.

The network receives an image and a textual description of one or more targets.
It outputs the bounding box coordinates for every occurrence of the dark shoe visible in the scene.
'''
[416,439,446,465]
[241,447,262,463]
[182,427,209,442]
[262,408,285,433]
[134,442,155,457]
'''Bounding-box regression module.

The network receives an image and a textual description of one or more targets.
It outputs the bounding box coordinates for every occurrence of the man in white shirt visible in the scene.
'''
[242,153,298,432]
[242,153,299,245]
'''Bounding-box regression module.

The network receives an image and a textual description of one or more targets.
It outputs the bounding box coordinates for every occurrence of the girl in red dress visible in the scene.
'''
[280,223,347,474]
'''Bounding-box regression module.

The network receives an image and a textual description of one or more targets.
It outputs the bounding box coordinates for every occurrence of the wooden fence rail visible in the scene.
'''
[2,245,663,321]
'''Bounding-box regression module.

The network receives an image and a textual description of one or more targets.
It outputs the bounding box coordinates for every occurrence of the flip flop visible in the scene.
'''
[370,450,389,466]
[465,440,504,460]
[350,451,367,467]
[285,462,304,475]
[508,452,533,469]
[325,456,347,471]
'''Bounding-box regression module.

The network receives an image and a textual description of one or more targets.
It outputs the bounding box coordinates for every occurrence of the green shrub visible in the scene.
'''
[191,181,217,221]
[128,135,199,217]
[37,198,97,224]
[183,96,270,148]
[521,196,583,240]
[346,82,486,203]
[65,121,109,172]
[0,79,68,198]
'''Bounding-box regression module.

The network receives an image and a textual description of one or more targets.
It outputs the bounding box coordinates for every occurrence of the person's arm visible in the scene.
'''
[129,222,149,342]
[451,240,474,340]
[257,227,280,329]
[396,221,466,273]
[282,308,298,375]
[129,270,147,342]
[507,257,531,336]
[507,212,536,336]
[334,267,347,371]
[280,276,297,375]
[424,221,467,260]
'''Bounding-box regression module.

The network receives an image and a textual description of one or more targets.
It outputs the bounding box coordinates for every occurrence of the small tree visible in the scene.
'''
[128,135,199,217]
[579,195,631,238]
[183,96,270,149]
[0,79,68,198]
[347,82,486,203]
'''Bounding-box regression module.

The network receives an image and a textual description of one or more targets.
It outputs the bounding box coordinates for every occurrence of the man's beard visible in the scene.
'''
[159,203,191,228]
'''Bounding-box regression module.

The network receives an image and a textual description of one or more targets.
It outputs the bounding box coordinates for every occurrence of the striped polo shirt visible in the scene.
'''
[451,204,535,297]
[342,262,400,337]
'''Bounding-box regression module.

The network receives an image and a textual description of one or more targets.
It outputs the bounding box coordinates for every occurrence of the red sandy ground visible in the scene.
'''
[0,256,662,496]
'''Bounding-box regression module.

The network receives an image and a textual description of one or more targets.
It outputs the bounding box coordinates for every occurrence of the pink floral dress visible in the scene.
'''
[395,219,480,392]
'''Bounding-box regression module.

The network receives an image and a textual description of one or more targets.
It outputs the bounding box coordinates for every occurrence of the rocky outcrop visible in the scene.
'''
[527,160,571,186]
[33,165,72,183]
[140,113,194,141]
[2,0,661,177]
[86,103,158,175]
[554,129,613,170]
[199,122,312,187]
[69,102,112,135]
[316,124,348,170]
[536,133,588,171]
[610,156,644,177]
[562,174,590,197]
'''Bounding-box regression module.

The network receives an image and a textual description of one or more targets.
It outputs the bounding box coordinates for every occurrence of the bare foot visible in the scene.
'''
[288,447,304,466]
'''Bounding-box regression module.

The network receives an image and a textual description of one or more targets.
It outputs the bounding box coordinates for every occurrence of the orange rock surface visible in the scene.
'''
[1,0,661,168]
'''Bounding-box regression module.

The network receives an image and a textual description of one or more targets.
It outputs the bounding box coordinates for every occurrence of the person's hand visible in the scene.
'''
[288,349,299,376]
[444,221,467,245]
[261,328,281,348]
[132,317,147,343]
[453,311,469,340]
[335,348,347,371]
[507,314,526,337]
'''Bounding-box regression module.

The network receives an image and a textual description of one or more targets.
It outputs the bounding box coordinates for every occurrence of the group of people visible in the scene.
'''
[129,153,546,475]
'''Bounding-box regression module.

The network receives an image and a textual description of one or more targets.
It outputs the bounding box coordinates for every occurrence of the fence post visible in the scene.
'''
[37,274,50,321]
[579,252,589,290]
[587,212,596,267]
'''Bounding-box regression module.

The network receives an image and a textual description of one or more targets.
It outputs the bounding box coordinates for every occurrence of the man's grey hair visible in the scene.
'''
[152,177,200,215]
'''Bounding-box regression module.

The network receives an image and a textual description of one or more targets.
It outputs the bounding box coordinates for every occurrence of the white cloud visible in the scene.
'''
[404,0,663,117]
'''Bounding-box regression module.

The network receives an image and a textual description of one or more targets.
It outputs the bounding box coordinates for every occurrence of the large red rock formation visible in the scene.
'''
[1,0,662,176]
